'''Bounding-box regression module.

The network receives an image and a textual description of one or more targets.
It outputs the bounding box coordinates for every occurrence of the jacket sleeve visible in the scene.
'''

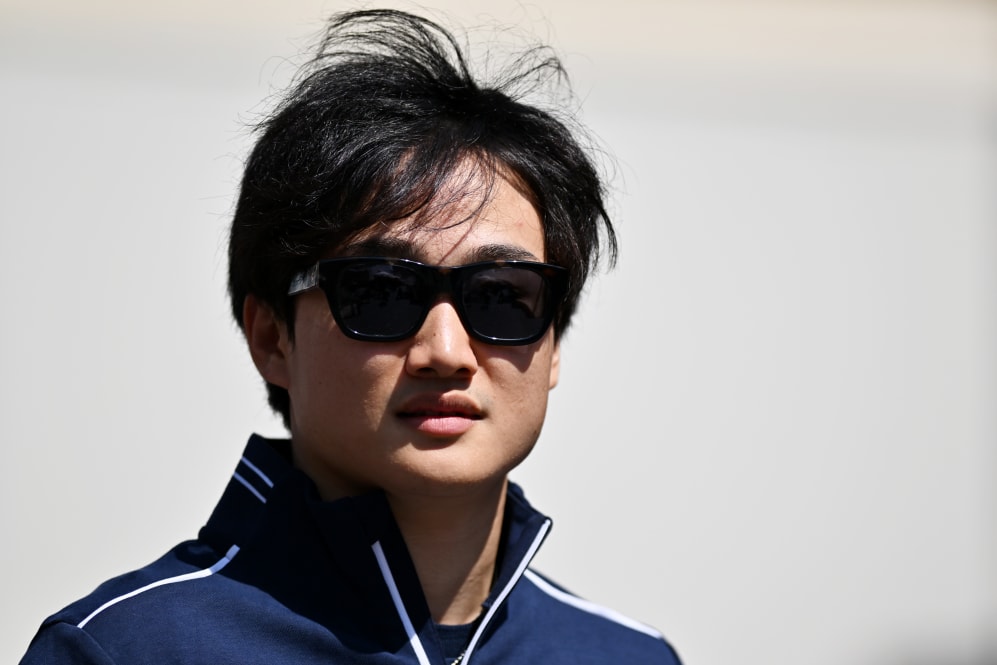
[20,622,117,665]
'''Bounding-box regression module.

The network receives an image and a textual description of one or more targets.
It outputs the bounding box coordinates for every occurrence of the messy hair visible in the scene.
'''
[228,9,615,426]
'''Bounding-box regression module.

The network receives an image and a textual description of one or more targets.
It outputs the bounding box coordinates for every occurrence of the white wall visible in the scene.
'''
[2,1,994,663]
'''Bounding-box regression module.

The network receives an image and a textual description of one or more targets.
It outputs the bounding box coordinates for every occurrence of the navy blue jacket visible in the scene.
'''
[22,435,681,664]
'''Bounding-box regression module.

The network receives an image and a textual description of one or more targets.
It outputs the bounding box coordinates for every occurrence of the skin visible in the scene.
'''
[244,169,560,624]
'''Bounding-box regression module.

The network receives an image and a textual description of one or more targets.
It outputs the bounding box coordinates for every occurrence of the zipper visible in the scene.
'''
[371,518,552,664]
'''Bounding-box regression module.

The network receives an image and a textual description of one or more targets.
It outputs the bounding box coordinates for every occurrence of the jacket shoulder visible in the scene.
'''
[21,540,227,662]
[513,569,683,664]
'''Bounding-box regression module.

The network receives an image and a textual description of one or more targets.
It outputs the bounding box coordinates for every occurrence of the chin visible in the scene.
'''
[389,453,523,498]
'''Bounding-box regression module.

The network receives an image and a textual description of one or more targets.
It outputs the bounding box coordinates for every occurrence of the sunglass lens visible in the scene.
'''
[461,267,549,341]
[335,263,426,339]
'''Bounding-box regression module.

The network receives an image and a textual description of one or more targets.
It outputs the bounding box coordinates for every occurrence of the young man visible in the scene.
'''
[22,10,681,664]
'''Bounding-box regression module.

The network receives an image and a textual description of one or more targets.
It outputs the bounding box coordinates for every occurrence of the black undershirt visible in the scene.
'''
[435,621,476,663]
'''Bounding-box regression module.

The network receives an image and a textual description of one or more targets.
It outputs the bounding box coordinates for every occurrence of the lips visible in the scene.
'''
[396,394,484,437]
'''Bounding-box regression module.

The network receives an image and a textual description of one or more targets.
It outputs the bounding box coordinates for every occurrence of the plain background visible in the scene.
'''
[2,1,995,663]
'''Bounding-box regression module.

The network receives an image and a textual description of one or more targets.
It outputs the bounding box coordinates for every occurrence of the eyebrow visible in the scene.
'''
[337,238,542,265]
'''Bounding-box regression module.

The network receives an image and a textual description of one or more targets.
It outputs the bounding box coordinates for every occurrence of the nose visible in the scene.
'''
[404,299,479,378]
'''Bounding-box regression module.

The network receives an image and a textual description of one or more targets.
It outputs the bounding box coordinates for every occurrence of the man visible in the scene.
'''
[22,9,681,664]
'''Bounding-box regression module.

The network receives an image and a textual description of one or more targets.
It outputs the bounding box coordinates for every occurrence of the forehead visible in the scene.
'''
[340,171,546,265]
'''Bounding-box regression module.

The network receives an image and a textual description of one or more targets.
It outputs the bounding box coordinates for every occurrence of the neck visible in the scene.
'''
[386,480,507,625]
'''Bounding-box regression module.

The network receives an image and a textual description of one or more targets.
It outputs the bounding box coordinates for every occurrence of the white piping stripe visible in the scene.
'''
[372,541,432,665]
[239,456,274,488]
[461,518,552,664]
[77,545,240,630]
[233,471,267,504]
[523,568,664,640]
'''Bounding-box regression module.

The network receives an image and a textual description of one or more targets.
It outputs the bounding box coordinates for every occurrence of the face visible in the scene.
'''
[246,171,560,501]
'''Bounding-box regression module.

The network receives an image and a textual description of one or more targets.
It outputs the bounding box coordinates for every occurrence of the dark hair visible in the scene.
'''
[228,9,616,427]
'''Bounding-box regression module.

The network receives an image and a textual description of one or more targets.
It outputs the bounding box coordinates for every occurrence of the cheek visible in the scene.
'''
[288,330,402,424]
[487,351,555,423]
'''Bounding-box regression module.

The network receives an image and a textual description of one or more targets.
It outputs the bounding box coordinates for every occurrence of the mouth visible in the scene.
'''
[398,407,484,418]
[397,395,484,436]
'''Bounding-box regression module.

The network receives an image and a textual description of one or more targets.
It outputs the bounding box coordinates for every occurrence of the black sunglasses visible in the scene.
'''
[287,257,568,345]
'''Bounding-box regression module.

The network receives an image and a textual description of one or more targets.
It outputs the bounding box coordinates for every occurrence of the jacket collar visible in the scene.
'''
[199,434,553,664]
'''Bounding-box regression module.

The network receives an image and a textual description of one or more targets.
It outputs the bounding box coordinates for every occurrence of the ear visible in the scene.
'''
[243,294,292,390]
[548,339,561,390]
